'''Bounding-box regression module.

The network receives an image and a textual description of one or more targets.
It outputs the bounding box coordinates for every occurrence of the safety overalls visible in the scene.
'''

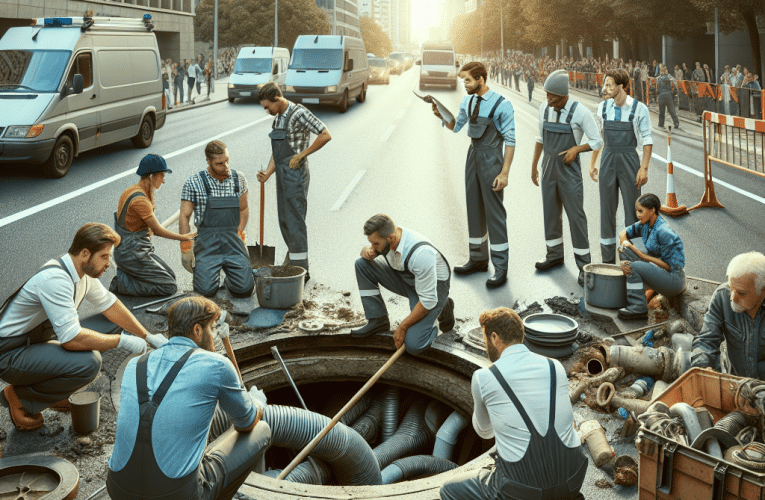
[270,104,310,272]
[540,102,591,271]
[112,192,177,297]
[599,99,640,264]
[193,171,254,298]
[465,95,509,271]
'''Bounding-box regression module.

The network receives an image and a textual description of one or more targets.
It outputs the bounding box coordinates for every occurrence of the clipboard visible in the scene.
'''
[414,91,456,128]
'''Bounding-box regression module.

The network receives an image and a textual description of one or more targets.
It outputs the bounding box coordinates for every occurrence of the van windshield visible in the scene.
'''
[290,49,342,70]
[0,50,71,92]
[423,51,454,66]
[234,57,272,74]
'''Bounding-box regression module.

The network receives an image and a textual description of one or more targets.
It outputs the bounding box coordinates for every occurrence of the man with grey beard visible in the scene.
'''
[692,252,765,378]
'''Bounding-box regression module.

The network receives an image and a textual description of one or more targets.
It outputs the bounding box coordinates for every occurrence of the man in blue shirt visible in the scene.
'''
[108,296,270,500]
[433,61,516,288]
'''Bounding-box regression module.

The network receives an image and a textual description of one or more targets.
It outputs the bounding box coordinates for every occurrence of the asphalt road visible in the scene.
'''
[1,69,764,321]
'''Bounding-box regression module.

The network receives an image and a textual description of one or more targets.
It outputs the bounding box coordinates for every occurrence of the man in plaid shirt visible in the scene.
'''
[257,83,332,280]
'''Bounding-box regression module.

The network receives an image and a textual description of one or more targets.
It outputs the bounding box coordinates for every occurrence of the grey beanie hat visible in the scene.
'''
[544,69,569,96]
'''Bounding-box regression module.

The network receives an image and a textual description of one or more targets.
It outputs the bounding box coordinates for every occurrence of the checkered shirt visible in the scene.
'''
[181,169,248,225]
[273,102,327,161]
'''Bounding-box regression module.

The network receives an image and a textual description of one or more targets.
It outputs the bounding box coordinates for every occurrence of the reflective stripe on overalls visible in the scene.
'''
[465,95,509,271]
[107,348,200,500]
[599,99,640,264]
[193,171,254,298]
[112,192,177,297]
[540,102,591,271]
[270,104,310,271]
[487,360,587,500]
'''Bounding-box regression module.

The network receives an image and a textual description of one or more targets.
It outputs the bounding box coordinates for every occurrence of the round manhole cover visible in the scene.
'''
[0,455,79,500]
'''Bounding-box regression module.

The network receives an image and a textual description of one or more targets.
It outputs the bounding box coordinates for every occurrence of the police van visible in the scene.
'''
[0,15,165,178]
[228,46,290,103]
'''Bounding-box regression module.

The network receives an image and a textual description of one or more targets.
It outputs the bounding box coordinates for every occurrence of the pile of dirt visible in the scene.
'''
[545,296,580,317]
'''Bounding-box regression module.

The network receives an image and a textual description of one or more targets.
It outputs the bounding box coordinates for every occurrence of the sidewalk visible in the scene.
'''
[167,76,230,115]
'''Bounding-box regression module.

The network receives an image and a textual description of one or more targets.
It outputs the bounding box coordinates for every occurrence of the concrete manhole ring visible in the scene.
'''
[0,454,79,500]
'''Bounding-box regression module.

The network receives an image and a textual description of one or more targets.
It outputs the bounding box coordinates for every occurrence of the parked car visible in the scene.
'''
[388,52,411,71]
[228,46,290,103]
[368,57,390,84]
[386,57,403,75]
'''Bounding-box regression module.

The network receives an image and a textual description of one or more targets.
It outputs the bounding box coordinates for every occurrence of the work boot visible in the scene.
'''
[535,257,564,271]
[438,298,455,332]
[350,316,391,338]
[4,386,43,432]
[453,260,489,275]
[617,307,648,321]
[50,399,72,413]
[486,270,507,288]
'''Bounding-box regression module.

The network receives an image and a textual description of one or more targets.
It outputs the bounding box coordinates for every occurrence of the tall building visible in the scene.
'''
[315,0,361,39]
[362,0,410,51]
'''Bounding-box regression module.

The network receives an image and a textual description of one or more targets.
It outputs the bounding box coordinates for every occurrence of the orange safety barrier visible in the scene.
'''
[691,112,725,210]
[660,131,689,217]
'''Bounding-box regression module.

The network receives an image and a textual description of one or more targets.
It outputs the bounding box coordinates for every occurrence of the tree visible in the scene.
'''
[195,0,330,51]
[359,17,392,57]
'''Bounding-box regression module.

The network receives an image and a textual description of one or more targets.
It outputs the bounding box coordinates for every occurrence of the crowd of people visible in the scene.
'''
[161,54,213,108]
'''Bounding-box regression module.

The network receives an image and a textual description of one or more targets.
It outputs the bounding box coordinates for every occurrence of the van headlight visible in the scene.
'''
[286,85,296,92]
[447,72,456,78]
[5,125,44,138]
[228,83,235,89]
[326,85,337,93]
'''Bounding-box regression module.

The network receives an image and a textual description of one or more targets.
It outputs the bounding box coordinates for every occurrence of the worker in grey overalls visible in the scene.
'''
[656,65,680,129]
[589,68,653,264]
[531,70,602,286]
[434,61,515,288]
[179,141,254,298]
[257,83,332,279]
[351,214,454,355]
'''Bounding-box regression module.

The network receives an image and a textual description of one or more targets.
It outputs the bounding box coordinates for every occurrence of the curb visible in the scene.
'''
[167,95,227,115]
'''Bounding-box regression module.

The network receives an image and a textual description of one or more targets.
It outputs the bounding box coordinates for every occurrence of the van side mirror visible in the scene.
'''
[456,62,460,68]
[415,60,421,65]
[72,74,84,94]
[345,59,354,72]
[273,65,278,75]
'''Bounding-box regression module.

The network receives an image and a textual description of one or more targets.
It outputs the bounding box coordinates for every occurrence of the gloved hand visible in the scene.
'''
[118,332,148,355]
[146,333,169,349]
[238,230,246,245]
[181,240,195,273]
[249,385,267,409]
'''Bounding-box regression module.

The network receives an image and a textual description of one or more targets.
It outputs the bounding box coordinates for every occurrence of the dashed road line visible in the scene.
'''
[330,170,366,211]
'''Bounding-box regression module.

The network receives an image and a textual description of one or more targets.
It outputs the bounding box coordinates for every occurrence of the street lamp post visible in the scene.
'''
[213,0,218,83]
[500,0,504,58]
[275,0,278,46]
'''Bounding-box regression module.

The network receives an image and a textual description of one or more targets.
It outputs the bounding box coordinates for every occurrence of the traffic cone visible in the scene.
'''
[660,128,689,217]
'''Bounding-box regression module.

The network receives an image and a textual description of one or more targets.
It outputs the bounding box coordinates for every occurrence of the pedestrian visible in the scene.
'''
[256,83,332,279]
[107,296,271,500]
[531,69,602,286]
[162,70,172,110]
[691,62,706,119]
[589,68,653,266]
[691,251,765,376]
[433,61,515,288]
[439,307,587,500]
[656,65,680,129]
[179,140,255,298]
[110,154,196,297]
[632,62,642,101]
[640,62,649,104]
[185,59,196,103]
[617,194,686,320]
[205,60,213,96]
[196,54,205,95]
[172,62,184,105]
[526,70,534,102]
[742,72,761,118]
[0,223,158,431]
[350,214,455,354]
[674,64,684,82]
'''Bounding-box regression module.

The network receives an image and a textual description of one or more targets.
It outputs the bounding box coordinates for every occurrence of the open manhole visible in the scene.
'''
[0,455,79,500]
[235,332,494,499]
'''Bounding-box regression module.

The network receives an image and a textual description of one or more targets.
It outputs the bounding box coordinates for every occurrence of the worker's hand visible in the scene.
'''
[256,170,272,183]
[289,153,306,170]
[249,386,268,409]
[181,244,195,274]
[635,167,648,188]
[146,333,169,349]
[238,230,246,245]
[531,166,540,187]
[559,148,579,166]
[492,173,508,192]
[431,103,442,120]
[589,164,599,182]
[620,261,633,277]
[118,332,148,355]
[393,325,407,350]
[361,245,377,262]
[181,232,197,241]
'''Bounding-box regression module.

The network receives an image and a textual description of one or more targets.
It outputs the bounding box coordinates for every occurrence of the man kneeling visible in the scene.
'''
[108,296,270,500]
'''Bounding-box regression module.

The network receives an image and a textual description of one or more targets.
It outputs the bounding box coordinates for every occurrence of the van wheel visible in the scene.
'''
[338,90,349,113]
[451,83,457,90]
[131,115,155,148]
[228,97,235,103]
[356,85,366,103]
[419,83,425,90]
[42,135,74,179]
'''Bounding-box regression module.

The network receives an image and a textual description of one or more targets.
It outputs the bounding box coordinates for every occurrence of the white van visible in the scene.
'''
[417,41,459,90]
[228,46,290,103]
[284,35,370,113]
[0,15,165,178]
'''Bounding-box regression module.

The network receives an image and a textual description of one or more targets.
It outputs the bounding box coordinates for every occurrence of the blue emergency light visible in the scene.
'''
[43,17,73,27]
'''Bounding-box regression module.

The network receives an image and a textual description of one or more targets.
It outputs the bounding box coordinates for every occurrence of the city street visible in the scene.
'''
[1,68,764,321]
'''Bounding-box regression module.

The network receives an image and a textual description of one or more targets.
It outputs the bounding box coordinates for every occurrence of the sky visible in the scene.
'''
[411,0,443,43]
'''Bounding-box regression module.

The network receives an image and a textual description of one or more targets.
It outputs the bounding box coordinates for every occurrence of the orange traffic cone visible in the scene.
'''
[660,129,689,217]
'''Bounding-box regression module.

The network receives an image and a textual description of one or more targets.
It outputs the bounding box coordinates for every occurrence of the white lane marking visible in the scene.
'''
[380,124,397,143]
[0,117,272,229]
[395,109,406,121]
[651,153,765,205]
[330,170,366,211]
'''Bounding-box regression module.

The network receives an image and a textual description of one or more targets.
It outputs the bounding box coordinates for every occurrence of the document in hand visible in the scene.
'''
[413,91,456,128]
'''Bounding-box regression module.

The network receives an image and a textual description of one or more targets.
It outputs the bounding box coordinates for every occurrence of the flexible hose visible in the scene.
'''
[433,411,469,460]
[669,403,703,443]
[263,460,331,485]
[374,401,434,470]
[264,405,382,486]
[323,393,371,427]
[716,411,748,436]
[382,386,400,442]
[380,455,458,484]
[352,398,384,443]
[732,443,765,470]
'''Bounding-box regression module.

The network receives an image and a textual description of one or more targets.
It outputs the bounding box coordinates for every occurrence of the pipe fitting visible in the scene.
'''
[568,367,625,404]
[433,411,469,461]
[596,382,651,415]
[669,402,703,443]
[586,358,605,376]
[609,345,689,383]
[579,419,614,467]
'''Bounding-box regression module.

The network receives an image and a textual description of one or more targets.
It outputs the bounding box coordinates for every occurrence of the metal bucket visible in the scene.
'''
[253,265,306,309]
[69,391,100,435]
[584,263,628,309]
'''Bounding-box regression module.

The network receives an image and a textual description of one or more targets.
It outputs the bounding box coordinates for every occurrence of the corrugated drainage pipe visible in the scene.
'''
[374,401,434,470]
[382,386,400,442]
[380,455,458,484]
[352,398,384,443]
[433,411,469,460]
[264,405,382,486]
[263,458,332,485]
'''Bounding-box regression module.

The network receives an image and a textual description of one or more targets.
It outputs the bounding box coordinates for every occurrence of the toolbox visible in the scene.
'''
[638,368,765,500]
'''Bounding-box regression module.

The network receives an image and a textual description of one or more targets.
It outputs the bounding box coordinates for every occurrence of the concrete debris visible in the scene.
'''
[515,301,543,318]
[39,425,65,437]
[595,478,614,488]
[612,455,638,487]
[342,290,351,297]
[544,296,580,317]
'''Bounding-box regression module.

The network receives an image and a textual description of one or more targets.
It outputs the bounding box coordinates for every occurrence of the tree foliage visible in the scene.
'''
[360,17,392,57]
[195,0,331,50]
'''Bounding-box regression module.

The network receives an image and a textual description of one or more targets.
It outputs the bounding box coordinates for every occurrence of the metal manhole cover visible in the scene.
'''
[0,471,59,499]
[0,456,79,500]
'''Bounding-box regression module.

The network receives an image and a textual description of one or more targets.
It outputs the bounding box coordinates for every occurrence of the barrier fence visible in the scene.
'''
[703,112,765,178]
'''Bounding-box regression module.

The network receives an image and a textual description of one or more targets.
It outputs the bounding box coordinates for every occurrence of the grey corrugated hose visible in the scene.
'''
[373,401,435,470]
[381,455,458,484]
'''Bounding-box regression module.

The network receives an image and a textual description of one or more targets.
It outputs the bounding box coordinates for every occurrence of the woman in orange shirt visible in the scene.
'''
[110,154,196,296]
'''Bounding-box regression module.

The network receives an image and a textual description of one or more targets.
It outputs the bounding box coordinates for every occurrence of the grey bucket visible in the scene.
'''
[253,265,306,309]
[584,263,628,309]
[69,391,101,435]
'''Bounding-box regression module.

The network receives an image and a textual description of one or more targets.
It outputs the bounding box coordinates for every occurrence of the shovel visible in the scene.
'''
[248,173,275,268]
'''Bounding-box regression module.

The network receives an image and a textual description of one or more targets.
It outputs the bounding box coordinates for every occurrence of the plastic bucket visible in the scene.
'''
[69,391,100,435]
[253,265,307,309]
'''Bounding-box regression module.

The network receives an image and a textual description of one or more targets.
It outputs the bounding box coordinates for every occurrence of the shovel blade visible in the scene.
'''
[248,244,275,268]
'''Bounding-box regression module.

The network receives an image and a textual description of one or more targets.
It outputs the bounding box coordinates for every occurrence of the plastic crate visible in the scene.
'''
[638,368,765,500]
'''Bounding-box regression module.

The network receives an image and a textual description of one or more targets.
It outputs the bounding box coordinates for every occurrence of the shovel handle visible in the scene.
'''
[259,180,265,248]
[222,337,244,387]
